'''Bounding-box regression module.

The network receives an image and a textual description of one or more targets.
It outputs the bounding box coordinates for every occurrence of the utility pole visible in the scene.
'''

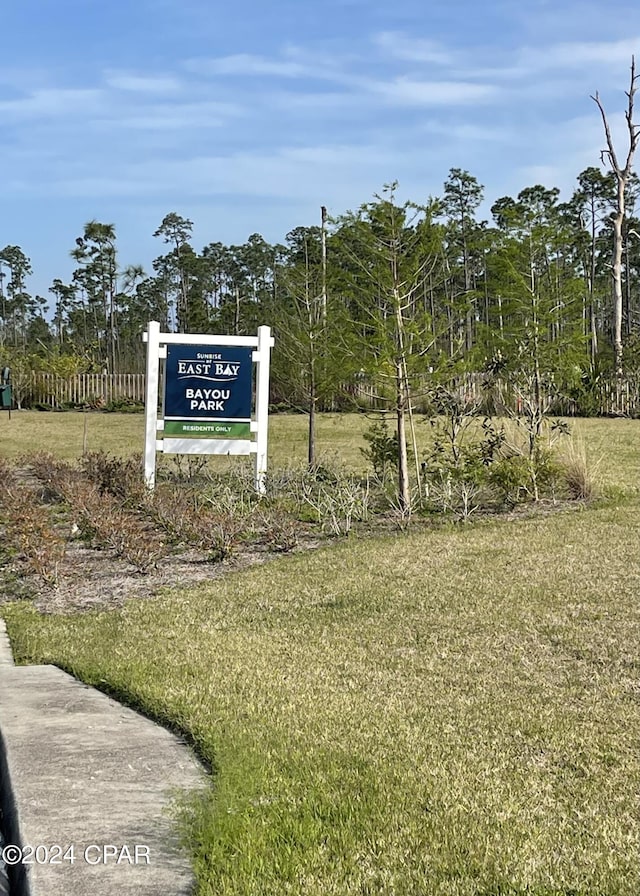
[321,205,327,324]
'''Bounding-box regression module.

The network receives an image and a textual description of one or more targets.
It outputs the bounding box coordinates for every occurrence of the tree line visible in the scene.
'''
[4,164,640,506]
[2,164,639,376]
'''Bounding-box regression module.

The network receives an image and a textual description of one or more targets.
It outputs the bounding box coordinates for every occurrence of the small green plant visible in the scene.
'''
[422,418,505,518]
[361,417,399,479]
[301,475,370,536]
[487,454,532,506]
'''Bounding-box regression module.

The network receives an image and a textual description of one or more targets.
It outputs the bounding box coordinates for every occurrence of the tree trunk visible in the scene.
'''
[592,57,639,376]
[612,180,625,374]
[308,349,316,467]
[308,396,316,468]
[396,359,410,514]
[589,207,599,365]
[624,226,632,337]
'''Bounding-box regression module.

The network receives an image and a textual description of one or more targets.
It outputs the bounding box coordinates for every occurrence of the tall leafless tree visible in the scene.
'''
[592,57,640,374]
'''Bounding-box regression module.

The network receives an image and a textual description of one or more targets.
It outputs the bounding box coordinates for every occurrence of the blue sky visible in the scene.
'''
[1,0,639,302]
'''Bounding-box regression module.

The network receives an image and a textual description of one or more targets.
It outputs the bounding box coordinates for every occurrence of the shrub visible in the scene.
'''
[104,398,144,413]
[0,480,66,586]
[150,486,251,562]
[421,418,505,518]
[0,457,17,487]
[159,453,210,483]
[361,417,399,479]
[422,457,488,520]
[47,475,164,574]
[487,454,532,507]
[253,508,302,552]
[80,450,146,505]
[301,476,370,536]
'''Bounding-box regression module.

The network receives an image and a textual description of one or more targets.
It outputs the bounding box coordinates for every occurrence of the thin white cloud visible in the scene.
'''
[0,87,104,120]
[280,144,391,165]
[96,99,244,131]
[265,89,357,112]
[104,73,183,93]
[418,120,511,142]
[373,31,455,66]
[367,77,498,106]
[185,44,363,87]
[376,33,640,89]
[516,38,640,73]
[0,73,245,140]
[183,42,498,113]
[43,142,400,201]
[185,54,309,78]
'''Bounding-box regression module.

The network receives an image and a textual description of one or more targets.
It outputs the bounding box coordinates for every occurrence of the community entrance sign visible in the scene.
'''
[163,344,253,438]
[143,322,274,491]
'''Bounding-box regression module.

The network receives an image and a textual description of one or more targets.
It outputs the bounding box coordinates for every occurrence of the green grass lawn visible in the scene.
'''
[0,409,373,467]
[1,408,638,486]
[2,412,640,894]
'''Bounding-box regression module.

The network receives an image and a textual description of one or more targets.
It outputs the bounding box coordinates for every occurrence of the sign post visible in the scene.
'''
[143,323,274,492]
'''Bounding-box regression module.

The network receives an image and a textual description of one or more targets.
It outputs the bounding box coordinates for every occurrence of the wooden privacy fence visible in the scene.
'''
[338,375,640,418]
[596,379,640,416]
[23,371,640,417]
[29,373,146,407]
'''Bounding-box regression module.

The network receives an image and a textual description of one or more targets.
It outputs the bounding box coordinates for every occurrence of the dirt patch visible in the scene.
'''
[1,527,326,614]
[2,500,584,615]
[0,463,324,614]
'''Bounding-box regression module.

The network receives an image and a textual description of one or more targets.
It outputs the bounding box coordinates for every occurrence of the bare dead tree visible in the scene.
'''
[592,57,640,374]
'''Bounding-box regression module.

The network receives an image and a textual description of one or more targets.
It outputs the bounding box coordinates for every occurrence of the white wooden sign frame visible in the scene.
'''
[143,321,274,492]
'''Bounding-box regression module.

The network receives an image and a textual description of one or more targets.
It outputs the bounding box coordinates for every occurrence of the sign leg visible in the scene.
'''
[143,321,161,489]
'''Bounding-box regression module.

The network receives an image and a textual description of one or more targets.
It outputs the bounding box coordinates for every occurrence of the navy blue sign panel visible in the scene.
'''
[164,344,253,422]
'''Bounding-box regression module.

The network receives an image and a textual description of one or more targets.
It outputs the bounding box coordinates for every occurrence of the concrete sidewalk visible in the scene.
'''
[0,619,206,896]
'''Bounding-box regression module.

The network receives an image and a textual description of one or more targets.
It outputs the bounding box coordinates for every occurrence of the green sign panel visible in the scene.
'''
[164,420,251,439]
